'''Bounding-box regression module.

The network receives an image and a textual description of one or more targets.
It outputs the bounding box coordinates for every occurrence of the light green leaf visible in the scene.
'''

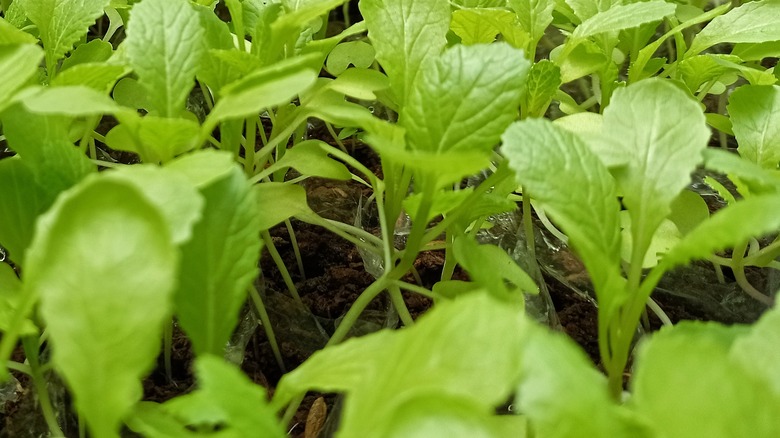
[273,292,526,436]
[402,43,530,154]
[620,213,681,269]
[730,307,780,396]
[552,39,610,83]
[0,44,43,113]
[361,0,450,106]
[516,324,648,438]
[174,163,262,357]
[524,60,561,117]
[660,194,780,269]
[668,189,709,235]
[509,0,555,45]
[565,0,616,22]
[702,148,780,194]
[51,63,128,93]
[327,68,390,101]
[688,0,780,57]
[453,237,538,296]
[22,85,120,116]
[732,41,780,62]
[165,149,237,189]
[0,16,37,45]
[450,9,515,45]
[274,140,351,181]
[254,182,312,230]
[632,322,780,438]
[106,113,201,163]
[60,39,113,71]
[678,54,741,93]
[29,176,178,438]
[326,40,375,76]
[0,158,50,264]
[572,1,675,39]
[125,0,204,117]
[728,84,780,169]
[17,0,110,75]
[203,55,318,134]
[0,261,37,335]
[604,79,709,266]
[501,118,622,295]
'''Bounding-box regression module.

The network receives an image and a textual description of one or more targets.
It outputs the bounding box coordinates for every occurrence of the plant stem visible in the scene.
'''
[261,230,304,307]
[388,284,415,327]
[327,275,390,346]
[163,319,173,382]
[22,337,63,437]
[249,285,285,372]
[284,219,306,280]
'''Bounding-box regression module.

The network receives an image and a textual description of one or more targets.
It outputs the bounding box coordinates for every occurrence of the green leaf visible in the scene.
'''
[728,85,780,169]
[51,63,128,93]
[0,44,43,114]
[274,140,352,181]
[572,1,674,39]
[0,16,37,45]
[165,149,236,189]
[402,43,530,154]
[453,237,538,296]
[604,79,709,265]
[516,324,647,438]
[17,0,110,75]
[326,40,375,75]
[273,292,526,436]
[327,68,390,101]
[678,54,742,93]
[523,60,561,117]
[361,0,450,106]
[0,263,36,335]
[620,213,681,269]
[125,0,204,117]
[688,0,780,57]
[22,85,121,116]
[632,322,780,438]
[254,182,312,230]
[565,0,614,22]
[450,9,515,45]
[668,189,710,235]
[28,176,178,438]
[0,158,50,264]
[203,55,318,134]
[660,194,780,269]
[509,0,555,46]
[730,306,780,396]
[702,148,780,195]
[106,113,201,163]
[501,118,622,296]
[174,163,262,357]
[60,39,113,71]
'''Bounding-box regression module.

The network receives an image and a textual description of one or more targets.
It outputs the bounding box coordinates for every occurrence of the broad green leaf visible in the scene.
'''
[273,292,526,436]
[732,41,780,62]
[174,163,262,357]
[203,55,318,134]
[702,148,780,194]
[688,0,780,57]
[361,0,450,106]
[326,41,375,75]
[103,166,204,245]
[127,403,202,438]
[106,114,201,163]
[0,262,36,335]
[632,322,780,438]
[166,149,237,189]
[565,0,616,22]
[0,44,43,114]
[267,0,347,61]
[710,57,777,86]
[1,105,96,198]
[501,118,622,295]
[730,307,780,395]
[572,1,674,39]
[604,79,709,265]
[668,189,709,235]
[523,60,561,117]
[22,85,120,116]
[29,176,178,438]
[453,237,538,296]
[0,158,50,264]
[620,213,681,269]
[125,0,204,117]
[450,9,515,45]
[552,39,610,83]
[254,182,312,230]
[327,68,390,101]
[516,324,647,438]
[60,39,113,71]
[402,43,530,154]
[17,0,110,75]
[660,194,780,269]
[509,0,554,45]
[0,16,37,44]
[678,54,741,93]
[51,63,128,93]
[274,140,351,181]
[728,85,780,169]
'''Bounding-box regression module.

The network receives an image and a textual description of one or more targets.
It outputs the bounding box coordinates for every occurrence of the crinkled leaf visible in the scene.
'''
[106,114,201,163]
[632,322,780,438]
[273,292,526,436]
[22,85,120,116]
[29,176,178,438]
[604,79,709,265]
[125,0,204,117]
[0,44,43,113]
[402,43,530,154]
[360,0,450,106]
[254,182,312,230]
[572,1,674,39]
[516,324,648,438]
[688,0,780,57]
[17,0,110,74]
[501,118,622,295]
[728,84,780,169]
[524,60,561,117]
[0,158,50,264]
[174,163,262,357]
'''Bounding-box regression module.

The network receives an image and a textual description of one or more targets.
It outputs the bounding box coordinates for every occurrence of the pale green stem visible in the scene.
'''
[249,285,285,372]
[261,230,303,307]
